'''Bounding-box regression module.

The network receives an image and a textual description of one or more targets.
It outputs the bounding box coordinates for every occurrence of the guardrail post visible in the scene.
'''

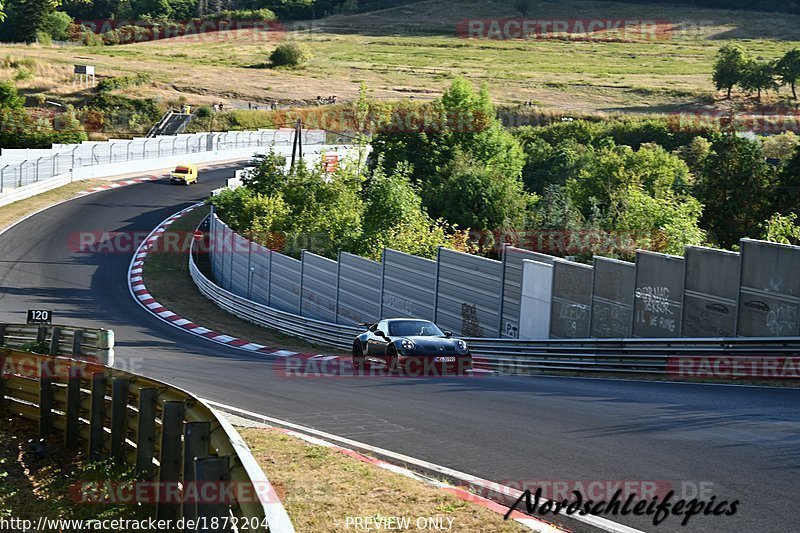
[64,364,81,447]
[48,326,61,356]
[110,378,130,461]
[89,373,108,461]
[72,330,83,357]
[157,400,186,521]
[135,388,158,480]
[0,352,6,406]
[182,421,210,525]
[36,326,48,345]
[194,456,232,532]
[39,360,54,436]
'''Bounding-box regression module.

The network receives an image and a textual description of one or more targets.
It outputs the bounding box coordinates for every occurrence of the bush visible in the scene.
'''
[195,105,212,118]
[97,73,151,92]
[206,9,277,21]
[41,11,73,41]
[13,67,33,81]
[35,31,53,46]
[0,82,24,109]
[270,42,313,68]
[66,24,104,46]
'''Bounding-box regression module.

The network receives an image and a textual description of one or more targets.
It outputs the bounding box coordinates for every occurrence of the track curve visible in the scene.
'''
[0,164,798,532]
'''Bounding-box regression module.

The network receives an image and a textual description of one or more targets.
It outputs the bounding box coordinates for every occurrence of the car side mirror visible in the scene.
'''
[444,331,452,338]
[375,330,387,338]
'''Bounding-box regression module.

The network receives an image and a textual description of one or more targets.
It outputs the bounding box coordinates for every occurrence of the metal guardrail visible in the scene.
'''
[191,249,360,351]
[464,336,800,375]
[189,235,800,377]
[0,328,294,532]
[0,323,114,362]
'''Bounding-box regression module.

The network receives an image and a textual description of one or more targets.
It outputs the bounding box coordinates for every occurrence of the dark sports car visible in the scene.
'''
[352,318,472,374]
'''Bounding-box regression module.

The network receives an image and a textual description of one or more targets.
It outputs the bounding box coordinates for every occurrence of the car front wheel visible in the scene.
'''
[385,346,399,373]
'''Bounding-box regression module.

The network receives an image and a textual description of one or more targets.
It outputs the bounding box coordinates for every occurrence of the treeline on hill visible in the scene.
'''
[209,79,800,264]
[600,0,800,15]
[0,0,418,43]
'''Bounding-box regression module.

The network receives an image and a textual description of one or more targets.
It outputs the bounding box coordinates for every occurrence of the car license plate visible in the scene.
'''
[434,356,456,363]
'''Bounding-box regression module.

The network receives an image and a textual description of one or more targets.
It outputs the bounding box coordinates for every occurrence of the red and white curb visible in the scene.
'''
[205,399,573,533]
[76,175,160,195]
[126,202,327,360]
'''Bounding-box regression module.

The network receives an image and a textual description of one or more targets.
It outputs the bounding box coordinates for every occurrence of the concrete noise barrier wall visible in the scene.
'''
[682,246,740,337]
[519,259,553,339]
[500,246,555,339]
[737,239,800,337]
[632,251,684,337]
[380,248,437,321]
[550,259,593,339]
[590,257,635,338]
[434,248,503,338]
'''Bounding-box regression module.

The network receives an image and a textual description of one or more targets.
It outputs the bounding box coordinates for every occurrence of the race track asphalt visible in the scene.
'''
[0,164,797,532]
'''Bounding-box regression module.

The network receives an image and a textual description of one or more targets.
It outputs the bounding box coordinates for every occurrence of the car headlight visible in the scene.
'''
[401,339,415,351]
[456,340,468,352]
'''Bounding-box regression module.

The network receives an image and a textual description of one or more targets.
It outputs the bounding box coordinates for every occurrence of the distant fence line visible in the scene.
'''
[0,129,325,205]
[207,213,800,339]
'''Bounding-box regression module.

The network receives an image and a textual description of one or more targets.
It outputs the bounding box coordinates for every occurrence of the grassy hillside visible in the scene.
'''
[3,0,800,115]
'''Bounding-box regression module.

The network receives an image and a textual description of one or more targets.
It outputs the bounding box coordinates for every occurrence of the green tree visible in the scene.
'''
[742,59,778,102]
[612,186,705,256]
[425,151,534,231]
[128,0,172,19]
[370,77,526,235]
[713,44,749,99]
[40,9,71,40]
[213,153,364,258]
[774,143,800,216]
[514,0,537,17]
[242,151,290,197]
[566,141,690,219]
[694,134,775,248]
[0,81,24,108]
[359,161,455,260]
[761,213,800,246]
[775,48,800,100]
[5,0,50,42]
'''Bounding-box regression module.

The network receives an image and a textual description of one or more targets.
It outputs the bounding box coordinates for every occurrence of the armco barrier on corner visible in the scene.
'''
[0,324,295,532]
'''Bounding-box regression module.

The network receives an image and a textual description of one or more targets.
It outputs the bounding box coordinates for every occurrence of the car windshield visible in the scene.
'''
[174,166,189,173]
[388,320,443,337]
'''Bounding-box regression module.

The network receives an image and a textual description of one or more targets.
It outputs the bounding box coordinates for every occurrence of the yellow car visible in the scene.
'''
[170,164,198,185]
